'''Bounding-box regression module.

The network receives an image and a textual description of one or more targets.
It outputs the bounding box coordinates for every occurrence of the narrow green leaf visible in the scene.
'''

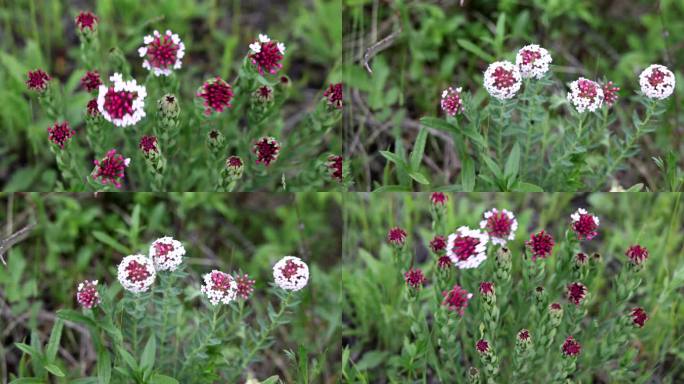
[504,143,521,179]
[482,156,502,179]
[408,171,430,185]
[494,13,506,53]
[97,346,112,384]
[513,182,545,192]
[419,117,454,132]
[9,378,46,384]
[149,374,180,384]
[260,376,281,384]
[15,343,39,358]
[410,127,428,171]
[140,335,156,373]
[92,231,130,254]
[461,157,475,192]
[372,185,411,192]
[457,39,494,62]
[56,309,97,328]
[117,347,138,372]
[46,319,64,361]
[44,364,65,377]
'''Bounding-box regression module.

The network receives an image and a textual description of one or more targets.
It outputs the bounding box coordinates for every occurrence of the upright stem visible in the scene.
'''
[178,305,221,377]
[605,101,656,179]
[239,292,292,373]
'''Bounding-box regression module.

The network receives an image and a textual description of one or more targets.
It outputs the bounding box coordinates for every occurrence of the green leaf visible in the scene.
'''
[15,343,40,358]
[260,376,281,384]
[513,182,544,192]
[379,150,405,167]
[97,346,112,384]
[117,347,138,372]
[56,309,97,328]
[92,231,130,254]
[457,39,494,62]
[355,350,388,371]
[9,379,46,384]
[149,374,180,384]
[408,171,430,185]
[482,156,502,179]
[140,335,156,373]
[461,157,475,192]
[494,13,506,53]
[410,127,428,171]
[46,319,64,361]
[625,183,644,192]
[504,143,521,179]
[44,363,65,377]
[419,117,454,132]
[372,185,411,192]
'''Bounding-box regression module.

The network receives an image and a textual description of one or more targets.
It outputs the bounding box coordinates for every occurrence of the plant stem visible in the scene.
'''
[605,100,656,180]
[178,305,221,377]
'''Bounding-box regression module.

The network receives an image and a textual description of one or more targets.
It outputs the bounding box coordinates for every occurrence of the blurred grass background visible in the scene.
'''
[341,192,684,382]
[343,0,683,190]
[0,0,342,191]
[0,192,342,383]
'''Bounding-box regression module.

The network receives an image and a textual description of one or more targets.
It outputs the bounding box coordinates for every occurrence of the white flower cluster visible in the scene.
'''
[515,44,552,79]
[483,61,522,100]
[639,64,675,100]
[273,256,309,291]
[567,78,604,113]
[447,226,489,269]
[97,73,147,127]
[570,208,600,226]
[117,254,156,294]
[479,208,518,246]
[200,270,238,306]
[249,33,286,55]
[138,30,186,77]
[149,236,185,272]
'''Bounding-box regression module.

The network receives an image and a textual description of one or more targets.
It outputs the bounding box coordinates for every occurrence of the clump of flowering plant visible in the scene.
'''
[138,30,185,76]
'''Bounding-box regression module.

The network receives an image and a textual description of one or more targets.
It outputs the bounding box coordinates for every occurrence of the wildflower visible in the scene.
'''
[47,121,75,149]
[601,81,620,107]
[515,44,552,79]
[534,286,546,305]
[441,284,473,316]
[483,61,522,100]
[639,64,675,100]
[526,230,554,260]
[430,235,447,253]
[253,85,274,103]
[139,136,158,155]
[26,69,51,92]
[476,339,491,354]
[196,77,233,116]
[158,94,180,125]
[404,268,426,289]
[76,280,100,309]
[567,78,604,113]
[467,367,480,384]
[324,83,343,109]
[516,329,532,351]
[575,252,589,267]
[149,236,185,271]
[117,254,156,294]
[440,86,464,116]
[437,255,452,269]
[479,281,494,296]
[253,136,281,166]
[327,155,343,182]
[80,71,102,92]
[207,130,225,153]
[430,192,448,206]
[479,208,517,245]
[235,274,256,300]
[273,256,309,291]
[570,208,599,240]
[625,244,649,266]
[249,34,286,75]
[201,270,237,305]
[75,11,98,32]
[446,226,488,269]
[138,30,185,76]
[92,149,130,188]
[561,336,581,357]
[97,73,147,127]
[549,302,564,326]
[629,307,648,328]
[495,247,512,282]
[566,282,587,306]
[226,156,244,177]
[87,99,100,117]
[387,227,407,247]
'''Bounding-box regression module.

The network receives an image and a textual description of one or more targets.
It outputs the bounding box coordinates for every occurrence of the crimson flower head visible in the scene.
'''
[227,156,243,170]
[430,192,448,206]
[626,245,649,266]
[602,81,619,107]
[197,77,233,116]
[561,336,581,357]
[80,71,102,92]
[138,30,186,77]
[447,226,489,269]
[440,87,464,116]
[475,339,490,354]
[87,99,100,117]
[97,73,147,127]
[138,135,158,154]
[480,208,518,245]
[566,282,587,306]
[248,34,286,75]
[404,268,426,289]
[234,274,256,300]
[327,154,343,182]
[517,329,530,342]
[93,149,130,188]
[48,121,75,149]
[201,270,237,305]
[526,230,555,261]
[76,280,100,309]
[75,11,98,32]
[387,227,407,247]
[630,307,648,328]
[324,83,343,109]
[430,235,447,253]
[570,208,599,240]
[575,252,589,266]
[550,302,562,311]
[437,255,452,269]
[26,69,51,92]
[484,61,522,100]
[253,136,281,166]
[117,255,156,294]
[442,284,473,316]
[479,281,494,296]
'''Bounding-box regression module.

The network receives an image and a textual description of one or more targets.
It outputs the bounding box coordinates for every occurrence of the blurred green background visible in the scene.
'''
[0,0,342,191]
[0,192,342,382]
[343,0,684,190]
[341,192,684,382]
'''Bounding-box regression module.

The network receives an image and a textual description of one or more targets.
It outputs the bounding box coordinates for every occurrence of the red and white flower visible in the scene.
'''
[235,274,256,300]
[201,270,237,305]
[515,44,552,79]
[149,236,185,272]
[526,230,555,260]
[324,83,343,109]
[601,81,620,107]
[561,336,581,357]
[273,256,309,291]
[48,121,76,149]
[117,254,156,294]
[625,244,649,266]
[567,78,604,113]
[76,280,100,309]
[249,34,286,75]
[446,226,488,269]
[97,73,147,127]
[479,208,517,245]
[639,64,675,100]
[483,61,522,100]
[570,208,599,240]
[630,307,648,328]
[75,11,98,32]
[566,282,587,306]
[138,30,185,77]
[253,136,281,166]
[430,192,448,206]
[80,71,102,92]
[327,155,343,182]
[92,149,130,188]
[404,268,426,289]
[196,77,233,116]
[26,69,51,92]
[442,284,473,316]
[440,87,464,116]
[475,339,490,354]
[139,135,158,155]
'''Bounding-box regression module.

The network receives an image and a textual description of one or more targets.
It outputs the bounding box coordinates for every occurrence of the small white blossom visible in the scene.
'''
[138,30,186,77]
[483,61,522,100]
[447,226,489,269]
[639,64,675,100]
[97,73,147,127]
[149,236,185,272]
[201,270,237,305]
[273,256,309,291]
[567,77,604,113]
[117,254,156,294]
[515,44,552,79]
[479,208,518,245]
